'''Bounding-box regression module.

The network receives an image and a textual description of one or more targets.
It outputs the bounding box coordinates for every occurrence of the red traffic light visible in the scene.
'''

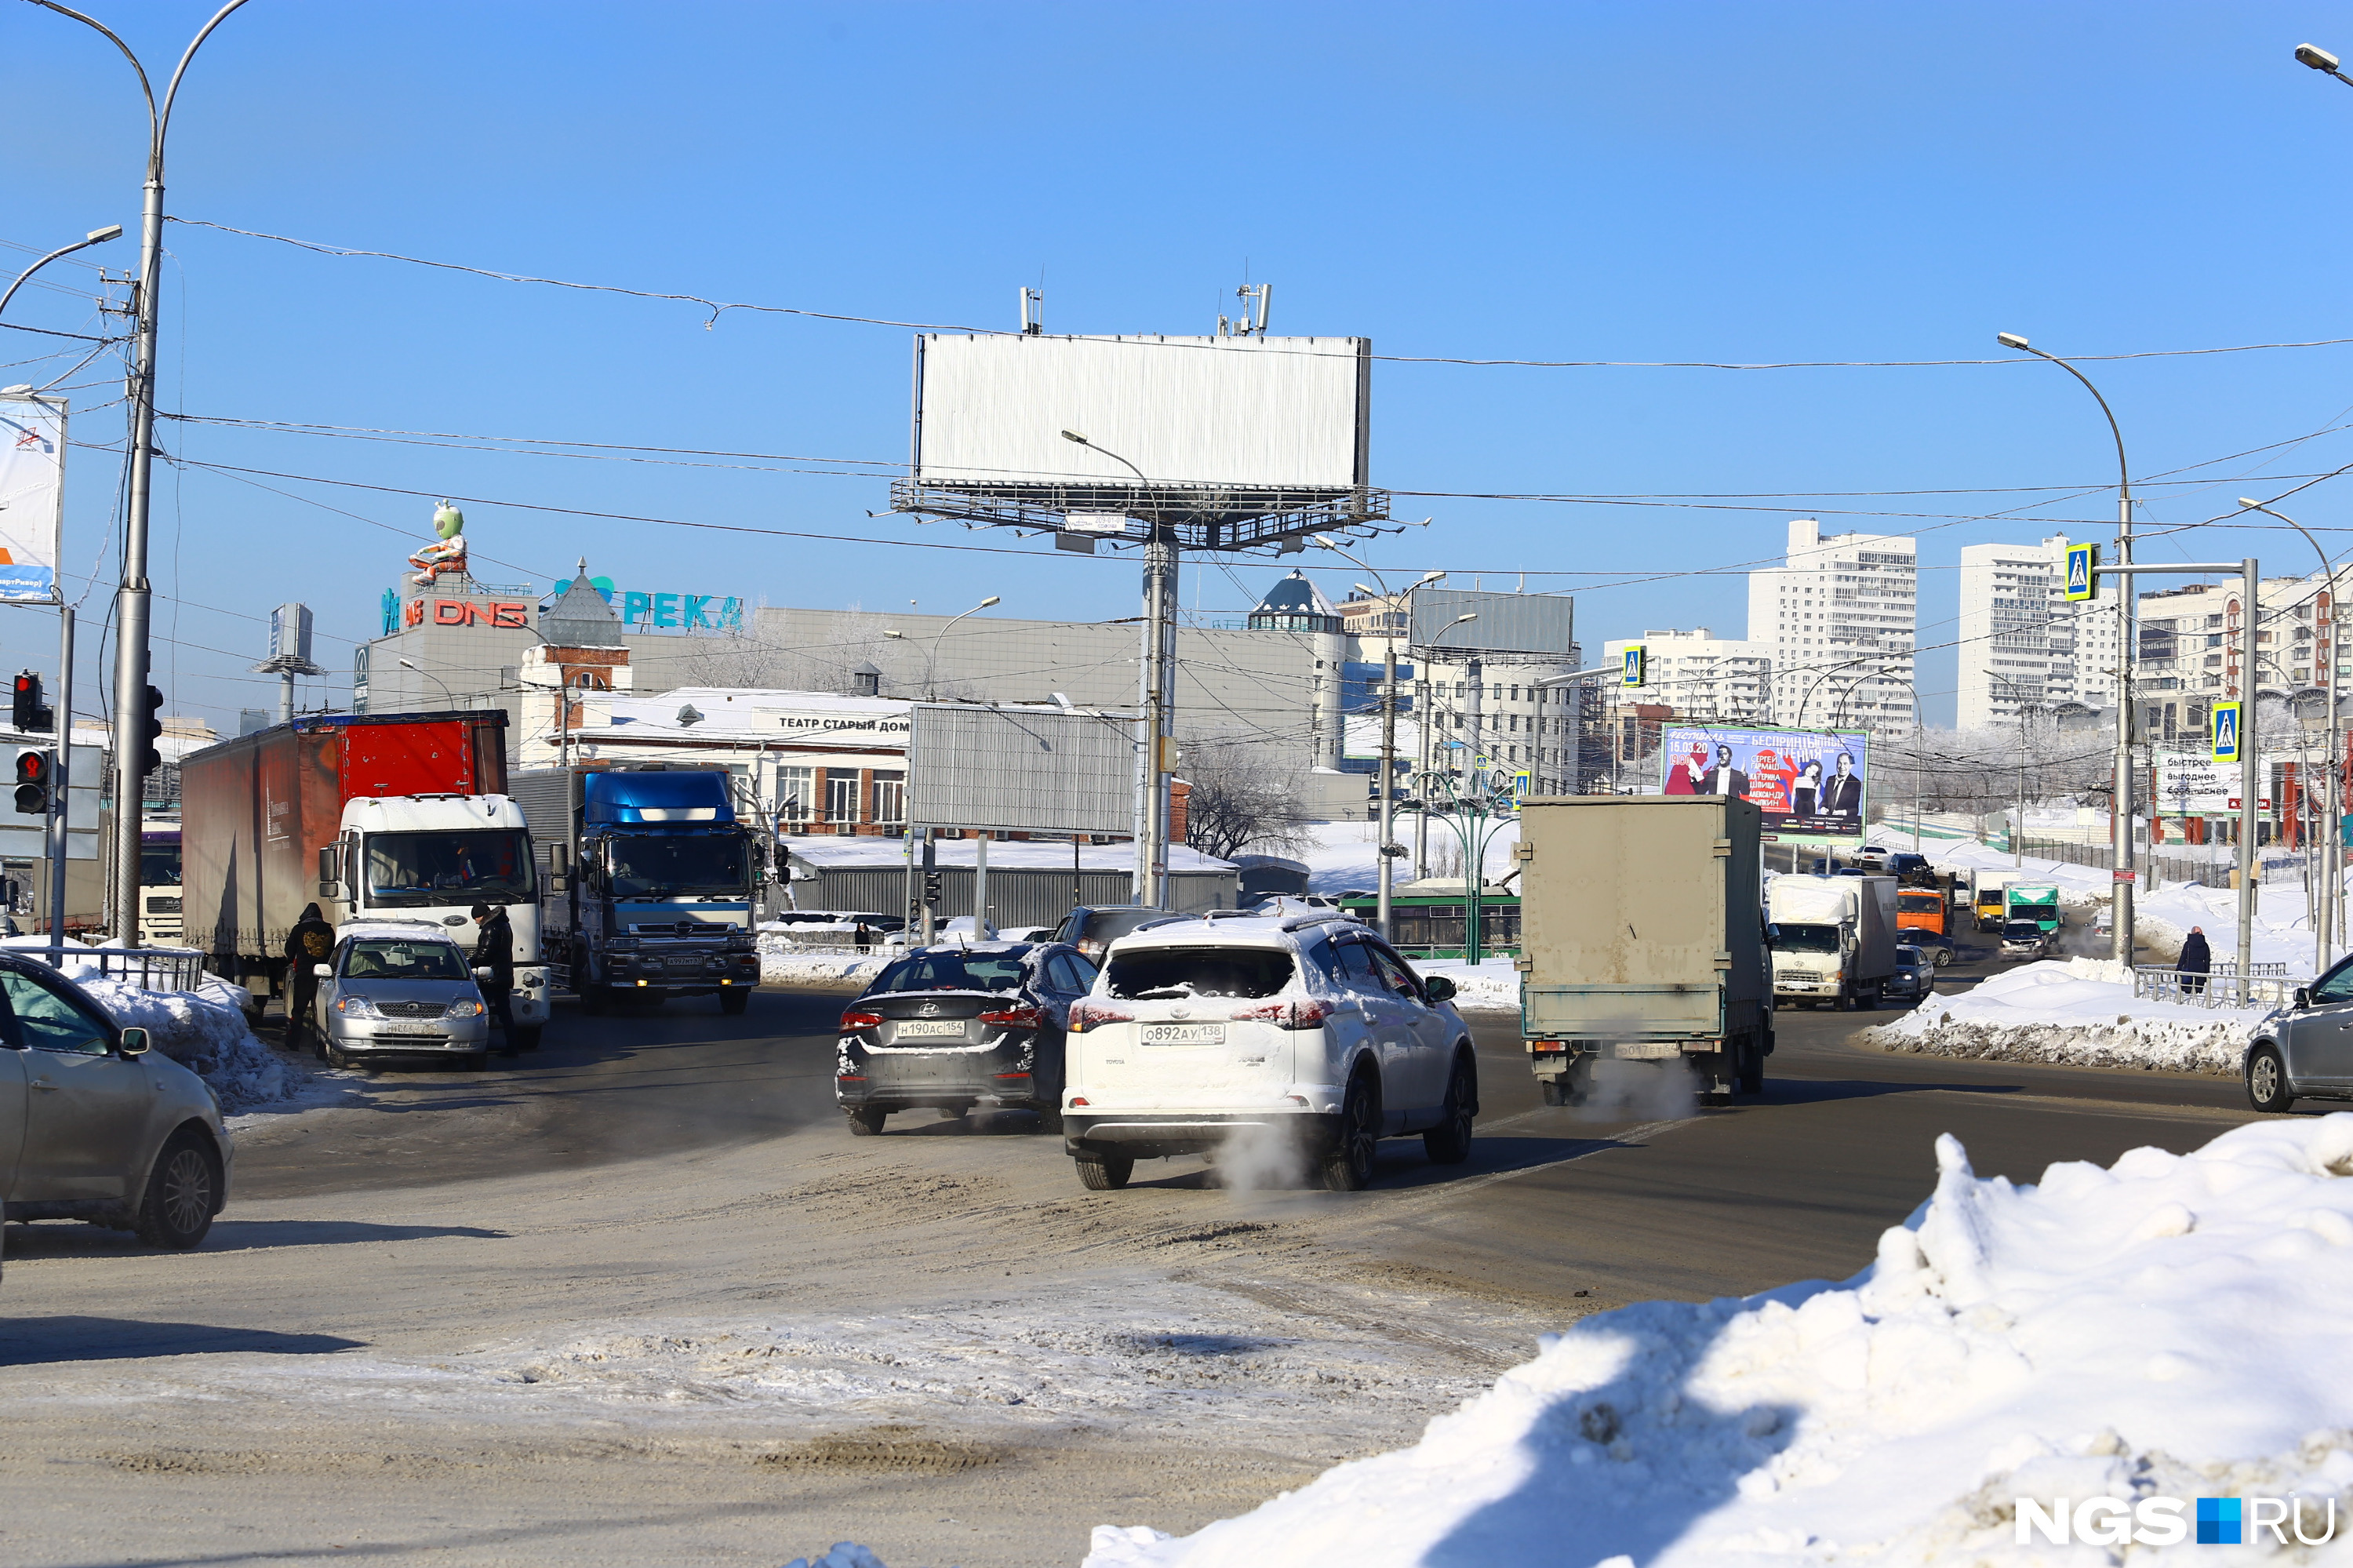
[16,750,46,785]
[13,748,50,817]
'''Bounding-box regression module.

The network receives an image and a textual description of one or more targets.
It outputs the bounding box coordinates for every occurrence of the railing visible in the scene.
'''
[2132,964,2299,1011]
[20,944,208,994]
[2017,835,2239,890]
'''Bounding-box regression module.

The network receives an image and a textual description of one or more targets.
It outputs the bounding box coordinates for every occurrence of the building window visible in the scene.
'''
[776,766,814,825]
[870,769,905,826]
[824,773,860,825]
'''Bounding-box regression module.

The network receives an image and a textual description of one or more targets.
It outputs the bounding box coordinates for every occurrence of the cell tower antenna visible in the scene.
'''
[1020,286,1044,335]
[1217,282,1272,337]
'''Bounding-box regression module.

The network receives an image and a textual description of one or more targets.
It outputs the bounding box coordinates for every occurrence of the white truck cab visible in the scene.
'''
[320,795,550,1041]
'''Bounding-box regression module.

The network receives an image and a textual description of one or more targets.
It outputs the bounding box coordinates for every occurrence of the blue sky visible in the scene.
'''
[9,0,2353,730]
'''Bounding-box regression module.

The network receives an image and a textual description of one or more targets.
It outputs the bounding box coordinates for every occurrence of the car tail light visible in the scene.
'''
[1067,1000,1132,1035]
[1229,997,1327,1029]
[838,1010,882,1031]
[1069,1096,1089,1108]
[978,1005,1041,1027]
[837,1070,866,1081]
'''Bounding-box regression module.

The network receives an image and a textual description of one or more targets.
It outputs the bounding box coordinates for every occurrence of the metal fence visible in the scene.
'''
[19,944,208,993]
[2017,836,2240,890]
[2132,964,2299,1011]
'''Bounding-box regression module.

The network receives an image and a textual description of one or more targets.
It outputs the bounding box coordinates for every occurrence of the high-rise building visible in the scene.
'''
[1747,520,1918,729]
[1954,535,2117,730]
[2134,572,2338,743]
[1600,628,1773,724]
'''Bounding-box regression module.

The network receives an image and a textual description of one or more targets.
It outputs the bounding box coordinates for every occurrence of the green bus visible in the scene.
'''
[1337,890,1522,962]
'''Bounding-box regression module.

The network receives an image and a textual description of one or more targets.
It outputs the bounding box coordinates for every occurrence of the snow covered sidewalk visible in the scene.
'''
[1084,1117,2353,1566]
[1865,956,2271,1075]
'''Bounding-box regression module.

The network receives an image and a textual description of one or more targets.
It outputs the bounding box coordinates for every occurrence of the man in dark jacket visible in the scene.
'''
[472,901,517,1055]
[283,902,336,1051]
[2177,925,2212,995]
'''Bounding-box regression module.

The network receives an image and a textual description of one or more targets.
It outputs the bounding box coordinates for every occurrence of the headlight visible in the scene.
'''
[446,999,483,1018]
[334,995,380,1018]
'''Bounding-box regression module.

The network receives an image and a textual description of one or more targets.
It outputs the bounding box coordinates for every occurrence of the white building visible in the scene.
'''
[1600,628,1773,723]
[1955,535,2118,731]
[1746,520,1918,729]
[2134,573,2340,743]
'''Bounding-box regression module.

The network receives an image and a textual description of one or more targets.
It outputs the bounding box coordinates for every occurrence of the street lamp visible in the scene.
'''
[27,0,254,947]
[923,596,1000,703]
[1413,611,1480,878]
[1315,537,1442,939]
[0,224,123,322]
[2297,42,2353,85]
[2238,497,2344,966]
[1999,330,2138,964]
[398,657,456,707]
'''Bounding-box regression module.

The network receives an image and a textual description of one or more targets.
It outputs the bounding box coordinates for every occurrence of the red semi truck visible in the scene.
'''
[178,711,547,1038]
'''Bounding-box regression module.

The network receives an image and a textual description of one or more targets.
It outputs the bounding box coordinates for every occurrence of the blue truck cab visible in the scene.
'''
[510,764,762,1015]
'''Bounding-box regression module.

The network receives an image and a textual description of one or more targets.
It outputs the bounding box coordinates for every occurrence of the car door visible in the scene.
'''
[2286,958,2353,1086]
[0,1042,27,1207]
[2,969,152,1202]
[1369,943,1449,1117]
[1327,936,1409,1123]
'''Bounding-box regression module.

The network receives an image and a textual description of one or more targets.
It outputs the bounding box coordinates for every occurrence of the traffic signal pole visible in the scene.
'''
[47,608,72,960]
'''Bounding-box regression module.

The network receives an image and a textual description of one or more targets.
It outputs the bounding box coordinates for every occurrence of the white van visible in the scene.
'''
[1060,912,1475,1192]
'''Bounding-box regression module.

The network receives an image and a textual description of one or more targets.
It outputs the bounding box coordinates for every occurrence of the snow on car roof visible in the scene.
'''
[1105,913,1328,949]
[338,920,467,945]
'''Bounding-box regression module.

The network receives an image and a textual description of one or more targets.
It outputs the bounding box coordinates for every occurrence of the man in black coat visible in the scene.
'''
[2177,925,2212,995]
[283,901,335,1052]
[472,901,517,1056]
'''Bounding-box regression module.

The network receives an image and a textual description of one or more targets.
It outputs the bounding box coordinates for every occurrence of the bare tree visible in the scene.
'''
[1180,734,1315,862]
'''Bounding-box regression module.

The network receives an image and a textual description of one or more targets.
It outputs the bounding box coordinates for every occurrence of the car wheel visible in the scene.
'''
[719,989,750,1017]
[135,1130,220,1250]
[2247,1045,2296,1115]
[511,1025,543,1052]
[1931,947,1954,968]
[1075,1154,1133,1190]
[1423,1053,1475,1165]
[1320,1072,1380,1191]
[845,1105,888,1136]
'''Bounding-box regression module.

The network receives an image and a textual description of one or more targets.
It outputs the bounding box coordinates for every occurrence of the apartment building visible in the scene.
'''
[1955,535,2118,730]
[1746,519,1918,729]
[2134,573,2340,742]
[1600,628,1773,724]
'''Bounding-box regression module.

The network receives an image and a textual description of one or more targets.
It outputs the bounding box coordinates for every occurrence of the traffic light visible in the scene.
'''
[14,749,53,816]
[135,684,164,777]
[924,869,943,906]
[11,671,50,733]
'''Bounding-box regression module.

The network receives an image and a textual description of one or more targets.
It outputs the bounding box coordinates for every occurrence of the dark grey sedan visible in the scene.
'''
[2246,960,2353,1112]
[835,942,1098,1135]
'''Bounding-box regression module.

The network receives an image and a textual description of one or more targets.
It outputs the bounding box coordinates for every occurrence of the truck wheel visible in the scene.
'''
[135,1130,220,1251]
[1075,1155,1133,1190]
[1835,985,1854,1012]
[510,1026,543,1052]
[719,990,749,1017]
[1737,1038,1764,1096]
[1423,1054,1476,1165]
[1541,1078,1567,1107]
[846,1105,888,1137]
[1319,1074,1380,1191]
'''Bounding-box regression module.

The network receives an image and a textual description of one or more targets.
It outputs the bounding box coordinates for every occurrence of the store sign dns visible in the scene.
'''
[402,597,531,630]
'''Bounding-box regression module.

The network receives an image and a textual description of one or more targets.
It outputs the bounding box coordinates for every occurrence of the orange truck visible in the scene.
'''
[1896,886,1950,949]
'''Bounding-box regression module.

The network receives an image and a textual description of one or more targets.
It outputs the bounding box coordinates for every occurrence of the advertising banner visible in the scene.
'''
[0,395,64,602]
[2155,751,2270,813]
[1660,724,1868,838]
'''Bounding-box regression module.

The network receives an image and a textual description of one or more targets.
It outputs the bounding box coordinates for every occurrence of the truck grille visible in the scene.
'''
[145,896,182,913]
[377,1001,448,1019]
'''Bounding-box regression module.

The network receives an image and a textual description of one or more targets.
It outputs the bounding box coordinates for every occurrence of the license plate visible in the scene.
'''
[893,1019,968,1039]
[1141,1023,1225,1046]
[375,1028,446,1039]
[1612,1041,1680,1060]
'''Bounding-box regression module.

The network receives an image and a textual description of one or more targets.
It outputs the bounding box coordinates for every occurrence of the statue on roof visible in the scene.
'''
[409,499,469,588]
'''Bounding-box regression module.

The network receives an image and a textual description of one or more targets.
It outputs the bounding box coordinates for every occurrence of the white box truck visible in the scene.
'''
[1765,874,1898,1010]
[1512,794,1770,1105]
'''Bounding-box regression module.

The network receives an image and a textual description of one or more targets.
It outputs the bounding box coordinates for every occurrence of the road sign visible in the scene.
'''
[2112,869,2137,883]
[2064,542,2098,603]
[2211,700,2243,763]
[1622,646,1646,687]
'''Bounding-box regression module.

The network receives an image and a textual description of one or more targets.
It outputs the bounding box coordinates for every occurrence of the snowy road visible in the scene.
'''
[0,979,2266,1568]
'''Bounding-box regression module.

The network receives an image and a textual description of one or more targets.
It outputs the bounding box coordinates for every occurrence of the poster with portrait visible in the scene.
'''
[1659,724,1869,838]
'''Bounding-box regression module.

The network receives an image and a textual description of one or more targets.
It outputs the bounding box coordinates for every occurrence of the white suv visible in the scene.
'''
[1060,913,1476,1191]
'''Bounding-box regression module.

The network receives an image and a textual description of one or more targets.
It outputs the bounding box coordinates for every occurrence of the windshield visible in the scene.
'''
[867,950,1031,995]
[1105,947,1293,1000]
[1774,922,1841,955]
[1898,893,1940,910]
[2003,921,2042,940]
[608,834,749,898]
[365,829,535,908]
[139,846,181,886]
[340,939,470,980]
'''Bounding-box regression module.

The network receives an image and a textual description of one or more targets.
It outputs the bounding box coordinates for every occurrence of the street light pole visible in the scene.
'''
[0,224,123,322]
[30,0,253,945]
[2237,499,2344,967]
[1999,331,2137,964]
[1315,540,1442,940]
[2297,42,2353,86]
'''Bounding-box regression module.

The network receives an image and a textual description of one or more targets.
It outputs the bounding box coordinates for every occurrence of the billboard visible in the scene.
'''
[912,334,1369,492]
[2155,750,2270,814]
[0,394,64,602]
[907,703,1133,835]
[1660,724,1868,838]
[1408,586,1575,658]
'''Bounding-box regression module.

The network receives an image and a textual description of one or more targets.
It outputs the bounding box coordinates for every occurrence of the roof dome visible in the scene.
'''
[538,561,625,649]
[1247,569,1341,634]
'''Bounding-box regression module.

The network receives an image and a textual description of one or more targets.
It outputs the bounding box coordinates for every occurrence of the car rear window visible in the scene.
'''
[869,950,1033,995]
[1105,947,1293,1000]
[1083,910,1180,944]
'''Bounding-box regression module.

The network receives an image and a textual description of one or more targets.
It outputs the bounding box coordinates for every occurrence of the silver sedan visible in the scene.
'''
[2246,962,2353,1113]
[313,925,493,1071]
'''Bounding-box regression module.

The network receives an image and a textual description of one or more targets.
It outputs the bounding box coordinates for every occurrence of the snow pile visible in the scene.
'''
[1866,956,2270,1075]
[1088,1120,2353,1567]
[1416,955,1519,1012]
[759,943,887,989]
[2139,879,2320,974]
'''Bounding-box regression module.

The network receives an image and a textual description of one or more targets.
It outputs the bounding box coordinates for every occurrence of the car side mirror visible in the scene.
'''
[118,1026,149,1057]
[475,966,494,980]
[1423,975,1457,1002]
[548,872,570,893]
[313,963,332,978]
[2296,987,2311,1010]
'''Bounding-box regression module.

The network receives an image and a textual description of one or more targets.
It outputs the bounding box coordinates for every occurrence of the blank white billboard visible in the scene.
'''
[907,704,1134,835]
[914,334,1369,492]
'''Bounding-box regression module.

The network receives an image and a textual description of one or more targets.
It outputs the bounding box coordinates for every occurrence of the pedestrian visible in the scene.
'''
[2178,925,2212,995]
[471,901,518,1055]
[283,901,336,1052]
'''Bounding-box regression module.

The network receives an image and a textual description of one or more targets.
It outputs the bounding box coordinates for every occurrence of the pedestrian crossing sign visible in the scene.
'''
[2063,542,2098,603]
[1623,646,1646,687]
[2211,700,2242,763]
[1511,769,1532,795]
